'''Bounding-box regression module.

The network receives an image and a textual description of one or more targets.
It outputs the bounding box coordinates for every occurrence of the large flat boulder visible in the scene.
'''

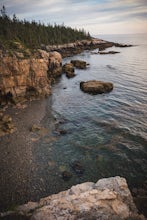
[80,80,113,94]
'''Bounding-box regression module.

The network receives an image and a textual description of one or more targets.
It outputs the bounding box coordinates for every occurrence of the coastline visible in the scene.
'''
[1,38,145,218]
[42,37,132,57]
[0,37,132,137]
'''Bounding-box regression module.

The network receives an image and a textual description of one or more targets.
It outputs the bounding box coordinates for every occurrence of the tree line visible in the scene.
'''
[0,6,91,49]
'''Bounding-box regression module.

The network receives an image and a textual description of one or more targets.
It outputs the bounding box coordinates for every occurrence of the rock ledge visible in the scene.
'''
[1,176,145,220]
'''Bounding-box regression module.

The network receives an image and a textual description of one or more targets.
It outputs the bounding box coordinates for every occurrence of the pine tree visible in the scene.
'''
[0,6,91,49]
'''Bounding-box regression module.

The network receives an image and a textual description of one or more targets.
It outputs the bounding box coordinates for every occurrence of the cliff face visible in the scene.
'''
[1,177,145,220]
[0,50,62,105]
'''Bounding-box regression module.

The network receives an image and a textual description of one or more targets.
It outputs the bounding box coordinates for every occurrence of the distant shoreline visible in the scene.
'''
[41,38,132,57]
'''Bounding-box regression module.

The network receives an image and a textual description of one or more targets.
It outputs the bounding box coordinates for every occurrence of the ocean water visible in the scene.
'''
[31,33,147,198]
[0,34,147,210]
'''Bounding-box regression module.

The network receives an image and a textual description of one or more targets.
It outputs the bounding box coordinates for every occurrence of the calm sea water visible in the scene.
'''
[31,33,147,200]
[0,34,147,210]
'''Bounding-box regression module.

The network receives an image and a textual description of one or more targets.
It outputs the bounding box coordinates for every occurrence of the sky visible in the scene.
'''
[0,0,147,35]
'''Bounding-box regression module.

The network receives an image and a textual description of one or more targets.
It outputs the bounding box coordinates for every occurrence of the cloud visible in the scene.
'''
[0,0,147,34]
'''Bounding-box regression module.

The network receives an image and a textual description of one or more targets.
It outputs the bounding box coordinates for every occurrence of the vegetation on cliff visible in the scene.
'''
[0,6,91,50]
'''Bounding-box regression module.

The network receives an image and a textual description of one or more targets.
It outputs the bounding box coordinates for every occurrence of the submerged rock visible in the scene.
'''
[80,80,113,94]
[54,127,68,135]
[30,124,43,132]
[58,129,67,135]
[62,171,73,181]
[62,63,75,78]
[2,176,145,220]
[71,60,87,69]
[71,160,85,176]
[30,124,48,136]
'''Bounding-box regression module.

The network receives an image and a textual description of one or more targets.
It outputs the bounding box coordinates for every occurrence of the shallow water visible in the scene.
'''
[0,34,147,210]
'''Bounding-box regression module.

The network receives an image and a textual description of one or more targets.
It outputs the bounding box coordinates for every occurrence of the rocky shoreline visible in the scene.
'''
[42,37,132,57]
[0,38,132,136]
[1,38,145,219]
[0,37,131,107]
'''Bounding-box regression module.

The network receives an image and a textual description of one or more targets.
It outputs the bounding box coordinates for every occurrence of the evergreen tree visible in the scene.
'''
[0,6,91,49]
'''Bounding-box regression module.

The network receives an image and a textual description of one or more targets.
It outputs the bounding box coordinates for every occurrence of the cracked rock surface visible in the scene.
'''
[1,176,145,220]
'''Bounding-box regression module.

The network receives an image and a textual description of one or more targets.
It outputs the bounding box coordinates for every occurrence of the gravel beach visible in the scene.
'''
[0,98,52,211]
